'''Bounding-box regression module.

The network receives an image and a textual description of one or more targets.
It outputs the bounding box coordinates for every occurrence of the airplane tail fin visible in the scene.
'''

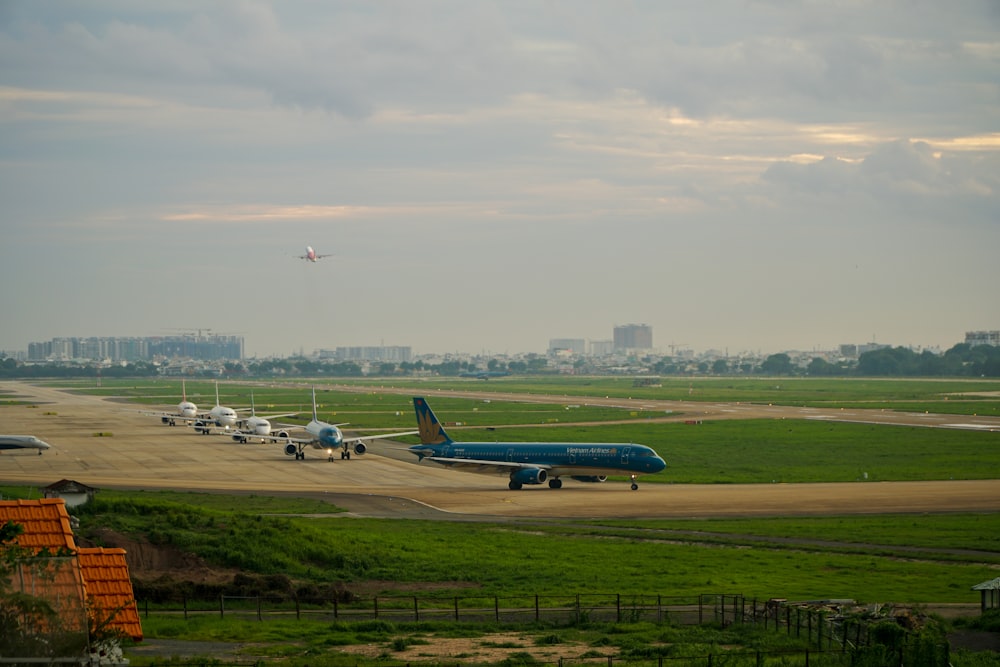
[311,386,319,422]
[215,381,221,407]
[182,379,187,401]
[413,397,453,445]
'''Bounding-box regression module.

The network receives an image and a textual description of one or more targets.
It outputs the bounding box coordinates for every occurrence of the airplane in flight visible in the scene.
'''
[299,246,331,262]
[276,387,417,461]
[409,397,666,490]
[0,435,52,455]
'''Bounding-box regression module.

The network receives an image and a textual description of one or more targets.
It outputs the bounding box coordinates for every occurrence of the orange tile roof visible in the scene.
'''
[1,499,143,642]
[0,498,77,552]
[78,548,144,642]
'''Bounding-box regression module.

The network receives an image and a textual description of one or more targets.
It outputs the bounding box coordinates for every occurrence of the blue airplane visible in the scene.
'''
[409,397,666,490]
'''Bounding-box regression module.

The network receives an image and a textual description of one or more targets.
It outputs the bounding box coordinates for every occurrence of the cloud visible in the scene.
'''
[762,139,999,215]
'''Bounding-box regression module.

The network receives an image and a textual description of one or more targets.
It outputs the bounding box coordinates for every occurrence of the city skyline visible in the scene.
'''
[1,3,997,358]
[9,328,981,362]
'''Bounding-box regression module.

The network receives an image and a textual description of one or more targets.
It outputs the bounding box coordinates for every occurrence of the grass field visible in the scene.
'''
[6,372,1000,664]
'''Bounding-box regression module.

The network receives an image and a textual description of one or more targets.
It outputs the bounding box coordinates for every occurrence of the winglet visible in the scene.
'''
[412,397,452,445]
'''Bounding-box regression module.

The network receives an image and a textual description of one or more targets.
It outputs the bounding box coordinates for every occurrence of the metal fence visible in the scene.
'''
[131,593,952,667]
[139,592,722,625]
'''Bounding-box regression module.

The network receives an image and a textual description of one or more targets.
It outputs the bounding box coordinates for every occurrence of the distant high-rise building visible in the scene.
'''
[589,340,614,356]
[966,331,1000,347]
[613,324,652,352]
[839,344,858,358]
[25,335,243,362]
[322,346,412,363]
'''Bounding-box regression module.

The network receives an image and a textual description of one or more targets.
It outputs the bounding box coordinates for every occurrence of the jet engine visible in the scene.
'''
[353,442,367,456]
[284,443,299,457]
[570,475,608,483]
[510,468,548,486]
[274,430,290,439]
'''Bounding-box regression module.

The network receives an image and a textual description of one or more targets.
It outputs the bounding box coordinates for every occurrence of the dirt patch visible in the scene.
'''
[948,629,1000,653]
[336,631,616,663]
[80,527,238,585]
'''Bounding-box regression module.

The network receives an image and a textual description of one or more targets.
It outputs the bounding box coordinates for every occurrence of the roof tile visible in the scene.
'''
[1,499,143,642]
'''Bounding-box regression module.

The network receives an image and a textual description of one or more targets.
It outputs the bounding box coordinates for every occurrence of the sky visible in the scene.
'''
[1,1,998,359]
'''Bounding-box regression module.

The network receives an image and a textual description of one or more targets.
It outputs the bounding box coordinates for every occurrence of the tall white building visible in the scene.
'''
[966,331,1000,347]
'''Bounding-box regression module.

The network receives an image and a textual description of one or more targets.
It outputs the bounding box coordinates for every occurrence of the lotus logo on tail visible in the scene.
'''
[415,398,449,444]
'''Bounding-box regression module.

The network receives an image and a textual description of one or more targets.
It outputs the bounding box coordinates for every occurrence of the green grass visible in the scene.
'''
[331,376,1000,416]
[4,488,987,604]
[45,375,1000,418]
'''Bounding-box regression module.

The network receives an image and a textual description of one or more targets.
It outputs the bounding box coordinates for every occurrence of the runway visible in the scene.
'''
[2,381,999,519]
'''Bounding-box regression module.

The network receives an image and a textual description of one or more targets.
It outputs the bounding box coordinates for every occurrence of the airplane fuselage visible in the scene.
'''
[410,441,665,478]
[244,415,271,436]
[305,420,344,449]
[208,405,238,428]
[0,435,52,454]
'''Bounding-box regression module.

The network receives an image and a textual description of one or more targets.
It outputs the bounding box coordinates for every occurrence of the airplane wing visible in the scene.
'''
[233,412,300,428]
[415,456,551,475]
[344,430,420,445]
[141,409,211,422]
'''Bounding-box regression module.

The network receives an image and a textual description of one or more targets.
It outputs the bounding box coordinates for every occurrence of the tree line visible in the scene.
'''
[2,345,998,379]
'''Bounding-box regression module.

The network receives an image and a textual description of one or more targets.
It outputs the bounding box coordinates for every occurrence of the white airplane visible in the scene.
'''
[0,435,52,455]
[299,246,330,262]
[149,379,200,426]
[278,387,418,461]
[227,392,299,444]
[190,381,239,434]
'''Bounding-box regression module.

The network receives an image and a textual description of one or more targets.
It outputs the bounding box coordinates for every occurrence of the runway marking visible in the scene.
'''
[943,423,999,431]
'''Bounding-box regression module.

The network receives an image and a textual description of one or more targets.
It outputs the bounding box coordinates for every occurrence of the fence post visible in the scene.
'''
[535,594,540,622]
[374,596,379,619]
[220,594,224,618]
[333,597,338,619]
[616,593,621,623]
[495,596,499,622]
[257,595,262,622]
[183,595,187,621]
[657,594,662,623]
[454,596,459,622]
[413,596,419,622]
[295,596,300,621]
